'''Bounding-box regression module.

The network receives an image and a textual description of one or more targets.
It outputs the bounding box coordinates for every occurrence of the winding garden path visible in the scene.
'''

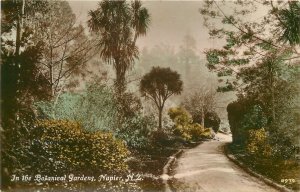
[170,133,279,192]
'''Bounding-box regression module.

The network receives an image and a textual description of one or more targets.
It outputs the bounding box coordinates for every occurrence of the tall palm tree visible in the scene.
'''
[88,0,150,95]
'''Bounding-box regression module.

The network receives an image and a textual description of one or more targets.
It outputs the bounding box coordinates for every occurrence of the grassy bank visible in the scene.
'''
[227,143,300,191]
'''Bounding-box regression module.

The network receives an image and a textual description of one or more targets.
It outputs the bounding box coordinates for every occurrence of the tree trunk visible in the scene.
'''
[14,0,25,122]
[115,75,126,96]
[201,106,205,127]
[158,108,162,130]
[15,18,21,56]
[269,59,276,123]
[115,59,127,96]
[50,64,54,97]
[49,7,55,98]
[114,58,127,129]
[271,85,275,121]
[15,0,25,56]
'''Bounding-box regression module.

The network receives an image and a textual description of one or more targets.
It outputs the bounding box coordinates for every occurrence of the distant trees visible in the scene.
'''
[182,87,217,128]
[88,0,150,95]
[137,35,212,91]
[140,67,183,130]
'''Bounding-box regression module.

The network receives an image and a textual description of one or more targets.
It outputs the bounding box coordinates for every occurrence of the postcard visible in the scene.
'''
[1,0,299,191]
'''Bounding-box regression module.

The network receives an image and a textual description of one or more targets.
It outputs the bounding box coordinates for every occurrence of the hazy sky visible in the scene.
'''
[68,1,216,55]
[67,1,236,121]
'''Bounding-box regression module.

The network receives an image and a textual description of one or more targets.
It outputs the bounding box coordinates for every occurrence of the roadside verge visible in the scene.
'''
[223,143,293,192]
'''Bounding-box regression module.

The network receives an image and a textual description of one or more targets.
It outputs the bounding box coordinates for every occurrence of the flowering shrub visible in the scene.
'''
[188,123,205,141]
[168,107,211,141]
[246,128,272,157]
[31,120,129,175]
[168,107,192,140]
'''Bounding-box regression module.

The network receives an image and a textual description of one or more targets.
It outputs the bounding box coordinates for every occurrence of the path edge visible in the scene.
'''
[223,143,294,192]
[160,149,183,192]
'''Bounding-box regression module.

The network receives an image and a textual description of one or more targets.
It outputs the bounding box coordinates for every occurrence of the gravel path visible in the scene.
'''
[170,133,279,192]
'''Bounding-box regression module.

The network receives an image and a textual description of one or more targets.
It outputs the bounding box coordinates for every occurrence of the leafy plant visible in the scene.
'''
[35,83,118,132]
[168,107,210,141]
[241,105,268,131]
[116,114,155,149]
[31,120,129,175]
[247,128,272,157]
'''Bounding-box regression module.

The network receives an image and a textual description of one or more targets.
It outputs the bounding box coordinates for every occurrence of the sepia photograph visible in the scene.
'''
[1,0,300,191]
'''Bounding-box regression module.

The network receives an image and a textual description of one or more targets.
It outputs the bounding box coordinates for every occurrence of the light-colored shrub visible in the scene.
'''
[35,84,118,132]
[32,120,129,175]
[247,128,272,157]
[168,107,210,141]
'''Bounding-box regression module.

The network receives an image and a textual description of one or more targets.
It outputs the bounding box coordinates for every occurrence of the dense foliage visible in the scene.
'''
[32,120,129,175]
[35,83,118,132]
[227,100,267,145]
[227,54,300,158]
[168,107,213,141]
[202,0,300,163]
[191,111,221,133]
[246,128,271,158]
[116,114,156,149]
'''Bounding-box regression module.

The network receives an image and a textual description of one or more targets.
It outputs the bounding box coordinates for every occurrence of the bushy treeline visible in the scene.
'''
[36,82,157,150]
[1,83,135,188]
[2,75,217,189]
[227,57,300,160]
[200,0,300,162]
[227,78,300,190]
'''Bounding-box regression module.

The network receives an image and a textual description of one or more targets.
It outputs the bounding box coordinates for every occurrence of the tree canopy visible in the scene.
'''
[200,1,300,92]
[88,0,150,95]
[140,66,183,129]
